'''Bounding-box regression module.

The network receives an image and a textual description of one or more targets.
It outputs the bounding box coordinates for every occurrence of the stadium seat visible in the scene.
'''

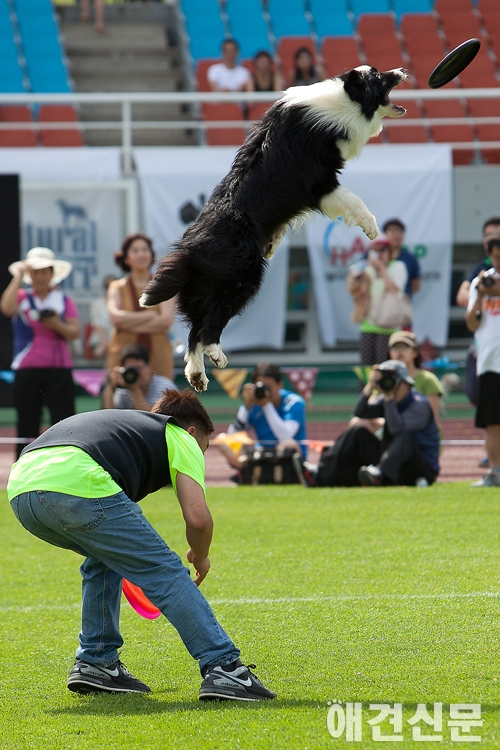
[458,47,498,88]
[226,0,271,59]
[434,0,472,12]
[479,6,500,62]
[466,98,500,162]
[268,0,311,38]
[202,103,247,146]
[13,0,71,93]
[308,1,353,40]
[400,14,447,88]
[181,0,226,61]
[0,4,25,93]
[357,15,403,72]
[0,106,37,147]
[350,0,391,18]
[37,105,84,147]
[392,0,433,18]
[385,99,429,143]
[247,102,273,121]
[321,37,362,78]
[437,8,483,53]
[195,59,220,92]
[277,37,316,82]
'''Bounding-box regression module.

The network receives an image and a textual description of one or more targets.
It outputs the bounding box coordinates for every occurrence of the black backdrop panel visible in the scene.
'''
[0,174,21,406]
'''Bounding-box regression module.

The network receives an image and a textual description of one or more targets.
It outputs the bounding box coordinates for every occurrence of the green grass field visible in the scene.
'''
[1,484,499,749]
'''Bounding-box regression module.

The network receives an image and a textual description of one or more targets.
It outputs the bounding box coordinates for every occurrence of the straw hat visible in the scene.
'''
[8,247,73,286]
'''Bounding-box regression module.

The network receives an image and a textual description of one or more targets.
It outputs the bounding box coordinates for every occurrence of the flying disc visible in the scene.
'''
[122,579,161,620]
[428,38,481,89]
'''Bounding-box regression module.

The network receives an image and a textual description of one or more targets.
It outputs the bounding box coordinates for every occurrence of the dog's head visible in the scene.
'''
[340,66,407,121]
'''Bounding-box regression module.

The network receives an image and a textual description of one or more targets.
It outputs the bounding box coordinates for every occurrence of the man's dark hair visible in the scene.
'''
[119,343,150,366]
[382,218,406,233]
[152,388,214,435]
[252,362,282,383]
[487,237,500,254]
[482,217,500,233]
[222,38,239,50]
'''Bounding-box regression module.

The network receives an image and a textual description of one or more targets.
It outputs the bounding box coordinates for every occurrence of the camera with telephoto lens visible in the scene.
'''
[377,370,401,392]
[481,267,499,288]
[119,366,140,385]
[254,381,271,399]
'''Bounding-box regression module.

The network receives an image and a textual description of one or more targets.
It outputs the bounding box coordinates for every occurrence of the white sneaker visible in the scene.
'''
[471,473,500,488]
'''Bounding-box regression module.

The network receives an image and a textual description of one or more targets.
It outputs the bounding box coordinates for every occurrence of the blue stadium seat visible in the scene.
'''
[0,4,24,92]
[309,2,354,39]
[350,0,392,16]
[392,0,433,16]
[14,0,71,92]
[226,0,271,57]
[189,35,225,61]
[268,0,310,37]
[181,0,226,60]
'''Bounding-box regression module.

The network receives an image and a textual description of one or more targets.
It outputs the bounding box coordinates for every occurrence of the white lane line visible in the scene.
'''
[1,591,499,613]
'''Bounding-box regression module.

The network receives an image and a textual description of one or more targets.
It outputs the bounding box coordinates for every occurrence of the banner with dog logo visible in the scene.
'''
[134,146,289,352]
[305,144,453,347]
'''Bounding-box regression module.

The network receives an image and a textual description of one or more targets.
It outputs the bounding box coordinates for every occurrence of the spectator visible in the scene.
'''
[465,236,500,487]
[246,50,283,93]
[207,39,251,92]
[8,389,276,701]
[80,0,106,35]
[287,47,326,87]
[102,343,178,411]
[348,235,410,366]
[107,233,175,379]
[293,360,440,488]
[85,274,117,362]
[382,218,421,297]
[456,217,500,308]
[0,247,80,459]
[214,363,307,478]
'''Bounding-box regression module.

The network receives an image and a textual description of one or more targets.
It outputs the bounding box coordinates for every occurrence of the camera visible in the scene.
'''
[481,267,499,288]
[377,370,400,392]
[40,309,56,318]
[254,381,271,399]
[119,366,140,385]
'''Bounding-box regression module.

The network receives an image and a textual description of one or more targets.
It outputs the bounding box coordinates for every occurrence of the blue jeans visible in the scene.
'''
[10,490,240,674]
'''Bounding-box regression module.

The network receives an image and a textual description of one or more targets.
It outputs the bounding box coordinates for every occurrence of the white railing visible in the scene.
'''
[1,88,499,174]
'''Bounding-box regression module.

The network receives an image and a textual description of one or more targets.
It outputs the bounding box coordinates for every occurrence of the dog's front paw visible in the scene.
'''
[361,215,380,241]
[186,369,209,392]
[204,344,228,369]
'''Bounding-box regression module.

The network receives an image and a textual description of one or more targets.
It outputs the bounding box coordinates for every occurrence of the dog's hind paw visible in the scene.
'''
[204,344,228,369]
[186,369,209,392]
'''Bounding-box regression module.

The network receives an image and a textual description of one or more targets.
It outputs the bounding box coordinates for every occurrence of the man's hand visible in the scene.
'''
[241,383,256,408]
[478,270,500,297]
[363,365,380,396]
[186,548,210,586]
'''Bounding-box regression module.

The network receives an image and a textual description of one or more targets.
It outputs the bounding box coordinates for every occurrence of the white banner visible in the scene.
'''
[134,146,288,352]
[305,144,453,347]
[0,147,121,182]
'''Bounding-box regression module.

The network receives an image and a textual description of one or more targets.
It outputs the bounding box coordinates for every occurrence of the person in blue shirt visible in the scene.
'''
[215,363,307,480]
[382,218,421,298]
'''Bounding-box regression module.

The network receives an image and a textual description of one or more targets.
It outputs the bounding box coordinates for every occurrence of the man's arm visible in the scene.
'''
[176,472,213,586]
[410,277,421,295]
[262,402,300,440]
[465,278,483,333]
[384,397,431,434]
[456,280,471,308]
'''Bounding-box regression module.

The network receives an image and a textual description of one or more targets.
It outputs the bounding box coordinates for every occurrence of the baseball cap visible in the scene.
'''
[388,331,418,349]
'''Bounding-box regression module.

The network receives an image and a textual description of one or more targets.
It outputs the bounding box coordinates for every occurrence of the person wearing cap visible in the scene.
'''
[293,359,439,488]
[348,235,409,366]
[382,218,421,298]
[0,247,80,459]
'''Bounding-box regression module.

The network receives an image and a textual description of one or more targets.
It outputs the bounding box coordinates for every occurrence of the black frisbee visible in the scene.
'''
[428,38,481,89]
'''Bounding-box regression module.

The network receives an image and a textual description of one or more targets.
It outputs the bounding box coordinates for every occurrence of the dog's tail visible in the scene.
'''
[139,249,188,308]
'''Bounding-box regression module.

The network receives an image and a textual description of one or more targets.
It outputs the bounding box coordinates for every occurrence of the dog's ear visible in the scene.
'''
[344,69,364,91]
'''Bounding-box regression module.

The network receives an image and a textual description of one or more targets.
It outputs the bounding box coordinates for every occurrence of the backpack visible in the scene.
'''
[238,445,301,485]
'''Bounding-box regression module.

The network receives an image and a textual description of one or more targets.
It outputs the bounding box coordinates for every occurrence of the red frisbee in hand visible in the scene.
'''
[428,38,481,89]
[122,579,161,620]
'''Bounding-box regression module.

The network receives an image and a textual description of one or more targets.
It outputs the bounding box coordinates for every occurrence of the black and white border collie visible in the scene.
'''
[141,65,407,391]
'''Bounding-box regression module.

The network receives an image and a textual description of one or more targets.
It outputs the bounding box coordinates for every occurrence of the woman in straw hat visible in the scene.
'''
[0,247,80,458]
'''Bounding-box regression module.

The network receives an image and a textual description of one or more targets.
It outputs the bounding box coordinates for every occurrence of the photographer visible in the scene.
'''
[294,360,439,488]
[102,343,177,412]
[214,363,307,481]
[465,237,500,487]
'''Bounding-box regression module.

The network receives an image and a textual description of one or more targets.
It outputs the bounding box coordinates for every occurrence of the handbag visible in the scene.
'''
[370,290,413,329]
[238,445,301,485]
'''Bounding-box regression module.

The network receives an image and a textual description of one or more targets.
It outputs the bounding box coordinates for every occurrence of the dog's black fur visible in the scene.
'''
[141,66,406,390]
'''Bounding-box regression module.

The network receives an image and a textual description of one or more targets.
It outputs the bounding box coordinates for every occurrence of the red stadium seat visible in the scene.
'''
[437,9,483,53]
[0,106,37,147]
[457,47,498,88]
[277,37,316,82]
[435,0,475,12]
[321,37,362,78]
[357,14,403,72]
[467,98,500,163]
[400,14,447,88]
[247,102,273,121]
[38,106,84,147]
[479,8,500,61]
[385,96,429,143]
[202,103,247,146]
[195,59,220,92]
